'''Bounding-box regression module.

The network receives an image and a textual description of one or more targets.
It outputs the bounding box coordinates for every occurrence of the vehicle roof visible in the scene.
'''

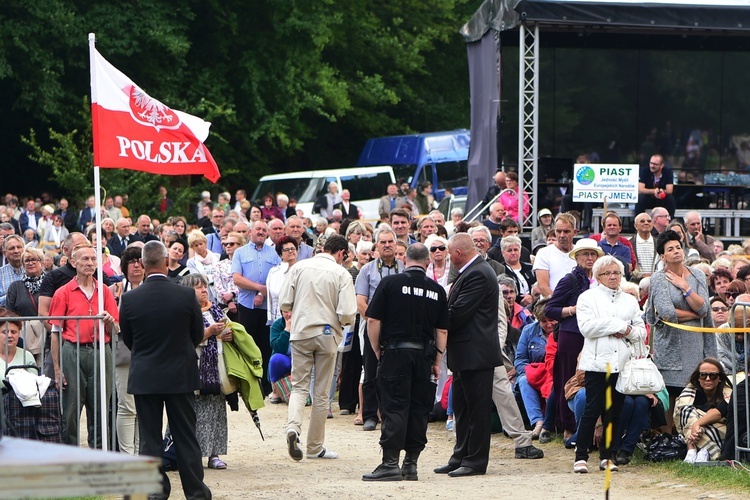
[259,165,394,181]
[357,129,470,167]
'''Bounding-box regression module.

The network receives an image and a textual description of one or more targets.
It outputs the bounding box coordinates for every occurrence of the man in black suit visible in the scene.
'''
[334,189,359,220]
[107,218,135,258]
[434,233,502,477]
[54,198,78,234]
[77,196,97,233]
[120,241,211,500]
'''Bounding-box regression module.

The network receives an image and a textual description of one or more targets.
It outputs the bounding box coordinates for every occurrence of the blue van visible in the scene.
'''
[356,129,470,200]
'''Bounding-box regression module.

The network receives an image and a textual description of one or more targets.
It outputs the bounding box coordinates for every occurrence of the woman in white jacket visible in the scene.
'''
[573,255,646,474]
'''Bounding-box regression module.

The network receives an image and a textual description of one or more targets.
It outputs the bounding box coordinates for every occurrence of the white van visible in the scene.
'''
[251,166,396,221]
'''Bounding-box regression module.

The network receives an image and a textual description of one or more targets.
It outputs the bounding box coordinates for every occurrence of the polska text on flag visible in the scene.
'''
[90,48,220,182]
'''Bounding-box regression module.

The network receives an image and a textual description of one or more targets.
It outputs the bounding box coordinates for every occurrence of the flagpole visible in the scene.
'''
[89,32,109,452]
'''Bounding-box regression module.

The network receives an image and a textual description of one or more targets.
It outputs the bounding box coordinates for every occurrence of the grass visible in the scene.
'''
[629,447,750,493]
[544,432,750,492]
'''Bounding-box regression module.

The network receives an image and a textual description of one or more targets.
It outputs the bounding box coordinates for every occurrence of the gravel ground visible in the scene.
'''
[163,400,744,500]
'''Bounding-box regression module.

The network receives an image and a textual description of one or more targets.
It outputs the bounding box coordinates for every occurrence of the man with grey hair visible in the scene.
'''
[121,241,211,499]
[0,222,16,267]
[334,189,359,220]
[49,243,119,447]
[684,211,716,262]
[434,233,501,477]
[196,190,212,220]
[0,234,25,305]
[630,212,657,276]
[277,193,294,220]
[285,216,314,259]
[459,226,504,279]
[362,243,448,481]
[355,226,404,432]
[316,182,341,220]
[650,206,671,236]
[428,209,445,227]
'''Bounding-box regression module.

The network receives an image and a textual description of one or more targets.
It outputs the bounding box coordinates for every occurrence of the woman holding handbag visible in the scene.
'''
[573,255,646,474]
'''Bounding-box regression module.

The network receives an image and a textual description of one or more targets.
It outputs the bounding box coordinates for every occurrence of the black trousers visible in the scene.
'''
[377,347,435,451]
[361,324,380,421]
[575,371,625,462]
[338,315,362,413]
[136,393,211,500]
[635,193,676,218]
[449,368,494,473]
[238,304,272,395]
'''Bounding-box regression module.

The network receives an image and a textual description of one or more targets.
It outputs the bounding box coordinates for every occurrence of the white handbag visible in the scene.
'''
[616,339,665,395]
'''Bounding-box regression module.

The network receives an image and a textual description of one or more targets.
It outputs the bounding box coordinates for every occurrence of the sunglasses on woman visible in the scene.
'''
[698,372,720,381]
[711,306,728,312]
[430,245,446,252]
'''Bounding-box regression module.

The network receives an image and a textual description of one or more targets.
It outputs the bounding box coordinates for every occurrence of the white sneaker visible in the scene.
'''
[307,448,339,459]
[599,459,619,472]
[683,448,697,464]
[573,460,588,473]
[696,448,710,463]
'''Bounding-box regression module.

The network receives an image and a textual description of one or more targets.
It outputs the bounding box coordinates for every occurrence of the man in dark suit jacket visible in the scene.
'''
[54,198,78,234]
[334,189,359,220]
[19,200,41,233]
[120,241,211,500]
[77,196,97,233]
[435,233,502,477]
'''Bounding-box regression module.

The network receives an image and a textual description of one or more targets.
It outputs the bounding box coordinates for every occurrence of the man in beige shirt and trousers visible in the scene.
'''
[280,234,357,461]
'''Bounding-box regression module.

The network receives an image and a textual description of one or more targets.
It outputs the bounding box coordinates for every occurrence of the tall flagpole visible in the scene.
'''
[89,32,109,452]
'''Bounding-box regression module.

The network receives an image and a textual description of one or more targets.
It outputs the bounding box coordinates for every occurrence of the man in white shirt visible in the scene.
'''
[629,212,656,276]
[532,212,577,297]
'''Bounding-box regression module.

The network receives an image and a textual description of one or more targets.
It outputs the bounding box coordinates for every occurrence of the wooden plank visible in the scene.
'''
[0,437,162,498]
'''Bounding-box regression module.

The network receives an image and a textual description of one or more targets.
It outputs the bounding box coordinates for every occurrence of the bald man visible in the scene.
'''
[434,233,502,477]
[481,171,507,214]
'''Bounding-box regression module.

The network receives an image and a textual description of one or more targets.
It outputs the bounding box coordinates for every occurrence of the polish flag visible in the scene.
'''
[90,48,220,182]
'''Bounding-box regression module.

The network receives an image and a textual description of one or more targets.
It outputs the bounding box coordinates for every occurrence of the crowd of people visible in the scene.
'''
[1,173,749,496]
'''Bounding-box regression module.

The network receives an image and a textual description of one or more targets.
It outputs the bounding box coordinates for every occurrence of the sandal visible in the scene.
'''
[353,415,364,425]
[208,456,227,469]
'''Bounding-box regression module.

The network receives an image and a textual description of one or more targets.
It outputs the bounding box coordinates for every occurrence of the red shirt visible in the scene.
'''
[49,277,119,344]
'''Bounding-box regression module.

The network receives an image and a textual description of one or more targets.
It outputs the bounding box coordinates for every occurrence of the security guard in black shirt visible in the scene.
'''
[362,243,448,481]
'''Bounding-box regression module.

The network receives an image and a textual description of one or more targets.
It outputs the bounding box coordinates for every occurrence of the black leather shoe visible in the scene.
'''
[433,463,460,474]
[515,445,544,459]
[448,466,483,477]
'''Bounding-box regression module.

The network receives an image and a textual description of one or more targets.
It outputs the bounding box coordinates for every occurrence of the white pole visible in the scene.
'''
[89,32,109,452]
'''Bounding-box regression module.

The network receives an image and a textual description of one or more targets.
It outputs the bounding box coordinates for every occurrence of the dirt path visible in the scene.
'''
[162,401,742,500]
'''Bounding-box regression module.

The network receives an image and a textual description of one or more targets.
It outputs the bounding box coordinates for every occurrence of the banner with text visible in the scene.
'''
[572,164,638,203]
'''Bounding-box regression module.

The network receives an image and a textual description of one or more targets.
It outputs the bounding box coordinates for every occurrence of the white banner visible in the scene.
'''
[572,163,639,203]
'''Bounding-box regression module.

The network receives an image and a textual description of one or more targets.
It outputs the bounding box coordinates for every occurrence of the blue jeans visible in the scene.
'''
[567,388,587,445]
[617,395,651,454]
[516,374,544,425]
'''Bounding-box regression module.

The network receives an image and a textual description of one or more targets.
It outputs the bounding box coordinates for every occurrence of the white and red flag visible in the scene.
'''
[89,48,220,182]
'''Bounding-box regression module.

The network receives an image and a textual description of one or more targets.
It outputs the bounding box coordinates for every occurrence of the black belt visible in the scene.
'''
[384,341,425,351]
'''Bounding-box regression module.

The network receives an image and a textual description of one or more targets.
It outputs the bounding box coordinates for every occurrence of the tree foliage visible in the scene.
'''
[1,0,475,209]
